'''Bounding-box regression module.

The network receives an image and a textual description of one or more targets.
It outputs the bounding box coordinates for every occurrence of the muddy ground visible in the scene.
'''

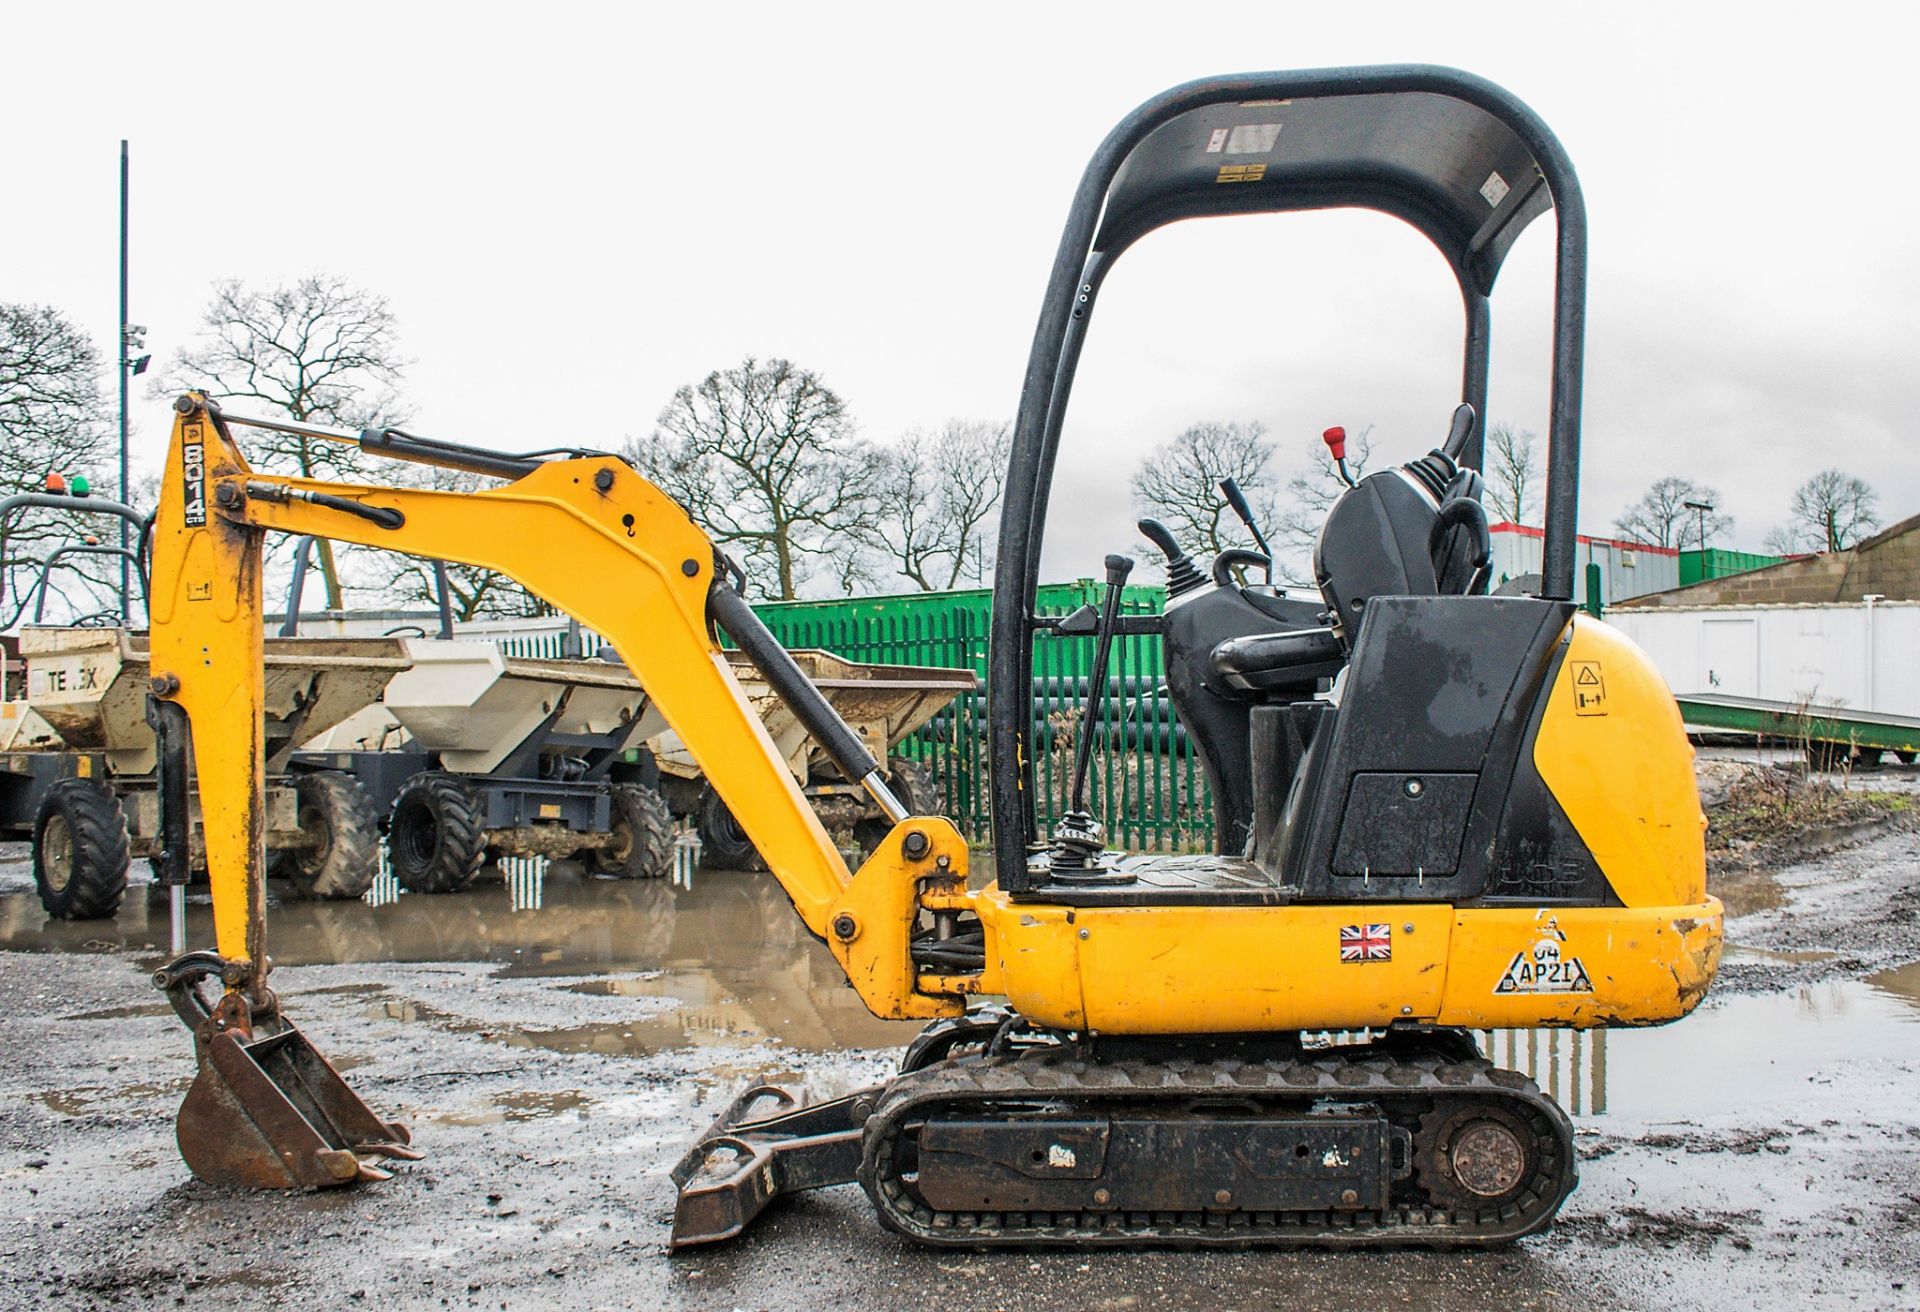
[0,775,1915,1311]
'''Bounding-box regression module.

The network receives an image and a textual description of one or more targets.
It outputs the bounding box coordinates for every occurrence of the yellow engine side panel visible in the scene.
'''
[1534,616,1708,907]
[973,890,1722,1035]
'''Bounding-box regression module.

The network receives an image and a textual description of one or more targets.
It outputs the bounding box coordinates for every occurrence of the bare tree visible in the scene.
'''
[1272,425,1375,579]
[163,275,410,607]
[1768,468,1880,553]
[628,356,886,601]
[1483,421,1541,526]
[1614,475,1732,549]
[881,419,1010,591]
[0,303,122,624]
[1131,421,1282,569]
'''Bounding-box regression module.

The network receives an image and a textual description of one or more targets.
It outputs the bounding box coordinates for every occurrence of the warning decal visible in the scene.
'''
[1494,938,1594,995]
[1215,163,1267,185]
[1571,660,1606,716]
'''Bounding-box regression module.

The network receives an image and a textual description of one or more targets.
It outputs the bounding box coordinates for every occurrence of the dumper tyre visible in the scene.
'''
[275,772,380,900]
[388,773,487,894]
[855,757,943,859]
[696,785,766,872]
[33,778,130,920]
[585,783,675,879]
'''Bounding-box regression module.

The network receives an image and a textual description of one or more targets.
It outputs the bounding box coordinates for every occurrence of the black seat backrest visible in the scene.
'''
[1313,439,1488,644]
[1314,470,1443,640]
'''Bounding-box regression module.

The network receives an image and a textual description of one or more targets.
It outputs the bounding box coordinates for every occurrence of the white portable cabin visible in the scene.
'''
[1605,600,1919,718]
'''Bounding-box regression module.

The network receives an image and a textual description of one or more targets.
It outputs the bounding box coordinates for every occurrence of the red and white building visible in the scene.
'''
[1488,523,1680,606]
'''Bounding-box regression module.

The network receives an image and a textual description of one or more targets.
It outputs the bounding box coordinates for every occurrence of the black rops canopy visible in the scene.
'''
[989,66,1589,893]
[1093,90,1554,295]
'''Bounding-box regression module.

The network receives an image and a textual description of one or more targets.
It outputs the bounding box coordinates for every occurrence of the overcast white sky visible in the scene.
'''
[7,3,1916,589]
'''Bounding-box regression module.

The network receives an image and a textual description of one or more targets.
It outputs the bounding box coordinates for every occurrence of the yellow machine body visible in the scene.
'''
[149,397,1719,1042]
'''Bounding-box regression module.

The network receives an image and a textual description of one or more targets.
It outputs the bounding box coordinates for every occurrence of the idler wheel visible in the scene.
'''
[1414,1101,1538,1213]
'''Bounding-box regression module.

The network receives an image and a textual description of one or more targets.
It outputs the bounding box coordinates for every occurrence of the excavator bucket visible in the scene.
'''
[159,954,419,1190]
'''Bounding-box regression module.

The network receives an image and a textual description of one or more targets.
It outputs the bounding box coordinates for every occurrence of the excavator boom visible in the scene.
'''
[144,394,978,1191]
[149,395,966,1017]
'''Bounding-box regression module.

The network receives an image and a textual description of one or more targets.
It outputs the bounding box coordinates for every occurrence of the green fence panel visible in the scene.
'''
[750,585,1212,853]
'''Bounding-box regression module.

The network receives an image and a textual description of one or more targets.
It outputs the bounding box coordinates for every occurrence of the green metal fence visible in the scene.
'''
[755,586,1216,854]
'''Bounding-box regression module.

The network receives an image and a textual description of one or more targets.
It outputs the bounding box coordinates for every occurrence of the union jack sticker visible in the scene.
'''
[1339,923,1392,963]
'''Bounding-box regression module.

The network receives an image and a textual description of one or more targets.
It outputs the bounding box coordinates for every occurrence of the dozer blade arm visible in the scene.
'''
[149,394,968,1024]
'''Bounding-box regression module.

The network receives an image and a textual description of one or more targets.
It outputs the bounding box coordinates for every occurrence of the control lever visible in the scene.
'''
[1137,519,1204,598]
[1049,554,1136,882]
[1217,479,1274,583]
[1322,427,1357,489]
[1440,402,1476,463]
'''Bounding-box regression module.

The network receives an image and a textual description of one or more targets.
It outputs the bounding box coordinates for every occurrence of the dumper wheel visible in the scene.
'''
[34,778,130,920]
[585,784,675,879]
[696,785,765,872]
[388,773,487,894]
[276,772,380,900]
[855,757,942,859]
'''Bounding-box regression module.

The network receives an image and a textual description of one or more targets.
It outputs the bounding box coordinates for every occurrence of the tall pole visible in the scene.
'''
[118,140,130,621]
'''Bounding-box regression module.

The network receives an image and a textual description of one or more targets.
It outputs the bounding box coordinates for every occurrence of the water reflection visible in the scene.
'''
[3,860,1914,1112]
[1478,1029,1607,1116]
[0,861,920,1055]
[502,856,544,912]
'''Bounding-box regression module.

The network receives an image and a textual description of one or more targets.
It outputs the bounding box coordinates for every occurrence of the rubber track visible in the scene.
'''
[858,1047,1575,1248]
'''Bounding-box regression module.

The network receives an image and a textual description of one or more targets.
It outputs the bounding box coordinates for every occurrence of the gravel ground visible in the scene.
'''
[0,829,1914,1312]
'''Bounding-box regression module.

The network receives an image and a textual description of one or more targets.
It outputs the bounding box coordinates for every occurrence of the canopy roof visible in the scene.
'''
[1094,88,1554,295]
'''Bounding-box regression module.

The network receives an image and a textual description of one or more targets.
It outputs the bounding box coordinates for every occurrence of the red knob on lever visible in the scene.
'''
[1321,426,1347,461]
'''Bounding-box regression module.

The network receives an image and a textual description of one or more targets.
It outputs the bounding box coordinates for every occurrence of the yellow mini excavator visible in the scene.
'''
[144,65,1719,1248]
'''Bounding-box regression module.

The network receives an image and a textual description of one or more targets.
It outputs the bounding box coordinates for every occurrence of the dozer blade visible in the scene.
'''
[158,952,419,1190]
[669,1084,873,1249]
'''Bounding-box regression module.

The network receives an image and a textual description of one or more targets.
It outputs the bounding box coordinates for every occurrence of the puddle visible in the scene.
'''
[5,860,1915,1128]
[31,1080,190,1115]
[1483,976,1919,1124]
[0,864,920,1057]
[1719,944,1839,966]
[62,1002,174,1022]
[1707,867,1789,916]
[1868,958,1920,1005]
[432,1089,593,1126]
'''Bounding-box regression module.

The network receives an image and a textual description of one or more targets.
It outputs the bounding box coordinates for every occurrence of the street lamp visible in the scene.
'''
[1682,498,1714,570]
[118,141,134,622]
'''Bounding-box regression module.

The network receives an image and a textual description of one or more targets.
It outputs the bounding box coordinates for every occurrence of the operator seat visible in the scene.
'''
[1211,404,1492,693]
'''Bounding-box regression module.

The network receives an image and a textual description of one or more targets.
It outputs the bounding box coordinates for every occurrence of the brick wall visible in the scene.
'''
[1617,512,1920,608]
